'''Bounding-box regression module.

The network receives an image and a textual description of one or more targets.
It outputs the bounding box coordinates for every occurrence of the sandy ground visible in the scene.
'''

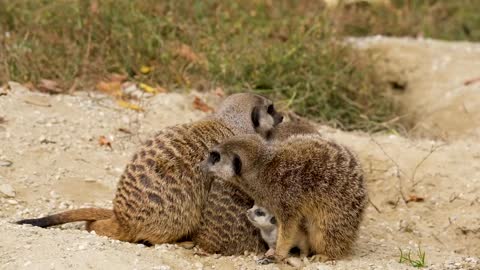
[352,36,480,141]
[1,37,480,270]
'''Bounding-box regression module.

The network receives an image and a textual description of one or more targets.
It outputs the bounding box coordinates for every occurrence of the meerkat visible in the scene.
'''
[201,134,367,262]
[191,118,319,255]
[247,205,277,252]
[17,93,283,246]
[246,205,309,258]
[266,120,319,141]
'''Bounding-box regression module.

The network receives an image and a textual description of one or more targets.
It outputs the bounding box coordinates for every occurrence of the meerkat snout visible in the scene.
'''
[251,104,283,137]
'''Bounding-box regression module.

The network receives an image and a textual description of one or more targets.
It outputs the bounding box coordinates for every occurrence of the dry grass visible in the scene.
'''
[1,0,478,131]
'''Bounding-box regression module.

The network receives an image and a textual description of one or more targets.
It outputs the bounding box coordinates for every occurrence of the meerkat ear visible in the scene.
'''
[232,154,242,176]
[251,106,260,128]
[208,151,221,165]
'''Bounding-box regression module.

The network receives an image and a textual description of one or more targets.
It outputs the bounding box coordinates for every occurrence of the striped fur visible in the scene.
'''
[112,120,234,243]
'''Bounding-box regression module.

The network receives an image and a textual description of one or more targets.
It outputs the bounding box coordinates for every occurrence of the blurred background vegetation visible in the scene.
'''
[1,0,479,131]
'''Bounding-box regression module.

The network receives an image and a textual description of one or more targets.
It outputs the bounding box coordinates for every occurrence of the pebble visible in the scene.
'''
[49,190,60,199]
[7,199,18,205]
[0,159,13,167]
[0,183,15,197]
[194,262,203,270]
[286,257,303,268]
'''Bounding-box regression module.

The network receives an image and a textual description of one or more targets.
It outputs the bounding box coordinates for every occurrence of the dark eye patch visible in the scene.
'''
[251,106,260,128]
[254,209,265,216]
[208,151,220,164]
[233,154,242,175]
[270,217,276,225]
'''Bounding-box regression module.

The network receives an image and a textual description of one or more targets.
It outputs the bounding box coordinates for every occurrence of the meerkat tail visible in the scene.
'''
[16,208,113,228]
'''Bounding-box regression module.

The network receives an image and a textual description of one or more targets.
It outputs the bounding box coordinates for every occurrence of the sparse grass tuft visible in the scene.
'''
[399,247,427,268]
[331,0,480,41]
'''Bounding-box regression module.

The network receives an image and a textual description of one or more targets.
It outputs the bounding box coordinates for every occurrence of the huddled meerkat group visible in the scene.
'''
[16,92,367,264]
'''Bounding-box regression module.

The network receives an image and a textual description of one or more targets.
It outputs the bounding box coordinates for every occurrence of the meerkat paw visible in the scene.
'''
[176,241,195,249]
[264,248,275,257]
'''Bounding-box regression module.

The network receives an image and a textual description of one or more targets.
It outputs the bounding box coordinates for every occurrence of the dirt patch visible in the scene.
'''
[351,36,480,141]
[1,37,480,270]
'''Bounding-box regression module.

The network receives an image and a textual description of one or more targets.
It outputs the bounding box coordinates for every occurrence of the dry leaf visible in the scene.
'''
[117,100,143,111]
[23,82,34,90]
[214,87,225,97]
[193,96,214,113]
[406,195,424,203]
[108,73,128,83]
[140,65,153,74]
[90,0,99,15]
[96,81,122,96]
[98,136,112,148]
[37,79,62,94]
[139,83,157,94]
[155,85,168,93]
[138,83,168,94]
[177,44,203,64]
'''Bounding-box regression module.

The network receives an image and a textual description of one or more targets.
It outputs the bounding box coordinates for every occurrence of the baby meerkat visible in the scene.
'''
[17,93,283,247]
[247,205,278,251]
[247,205,310,258]
[201,134,367,262]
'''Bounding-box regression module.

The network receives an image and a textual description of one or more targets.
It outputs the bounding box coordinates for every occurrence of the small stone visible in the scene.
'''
[7,199,18,205]
[286,257,303,268]
[194,262,203,270]
[0,183,15,197]
[78,244,86,250]
[49,190,60,199]
[0,160,12,167]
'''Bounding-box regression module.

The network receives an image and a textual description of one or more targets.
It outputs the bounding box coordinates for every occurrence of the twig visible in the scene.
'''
[431,233,445,246]
[411,144,444,187]
[369,136,407,203]
[464,76,480,86]
[449,192,460,203]
[368,197,382,213]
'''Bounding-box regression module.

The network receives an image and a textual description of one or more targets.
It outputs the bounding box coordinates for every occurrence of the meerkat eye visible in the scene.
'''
[254,209,265,216]
[267,104,274,115]
[208,151,221,164]
[232,154,242,175]
[270,217,276,225]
